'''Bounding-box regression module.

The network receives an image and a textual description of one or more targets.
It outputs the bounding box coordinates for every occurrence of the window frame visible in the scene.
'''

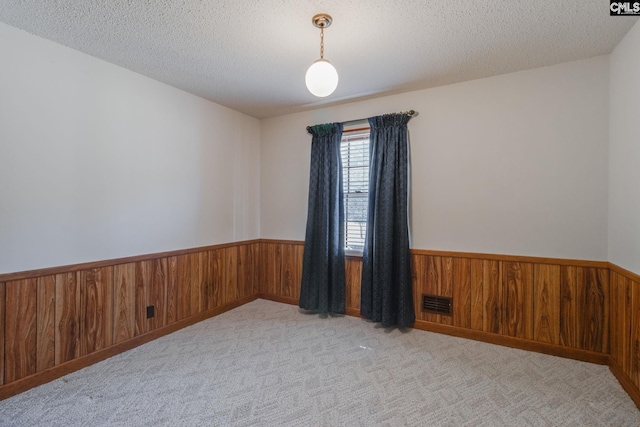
[341,126,370,257]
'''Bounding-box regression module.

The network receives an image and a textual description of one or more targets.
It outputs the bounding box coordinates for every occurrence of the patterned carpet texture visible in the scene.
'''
[1,299,639,426]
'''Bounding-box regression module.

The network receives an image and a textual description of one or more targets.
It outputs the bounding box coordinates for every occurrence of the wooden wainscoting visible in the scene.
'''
[257,241,610,363]
[3,239,640,409]
[0,241,259,399]
[410,255,609,365]
[257,241,640,408]
[609,264,640,407]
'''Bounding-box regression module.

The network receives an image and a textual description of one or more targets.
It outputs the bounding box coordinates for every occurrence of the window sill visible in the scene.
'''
[345,249,363,258]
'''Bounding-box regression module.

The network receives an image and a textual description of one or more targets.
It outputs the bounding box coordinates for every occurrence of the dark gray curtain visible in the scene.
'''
[299,123,346,314]
[360,113,415,327]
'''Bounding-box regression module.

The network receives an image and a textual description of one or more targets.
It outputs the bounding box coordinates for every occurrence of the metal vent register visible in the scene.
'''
[422,295,453,315]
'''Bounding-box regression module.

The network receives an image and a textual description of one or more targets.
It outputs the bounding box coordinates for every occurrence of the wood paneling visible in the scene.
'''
[113,263,136,344]
[560,266,578,348]
[281,245,302,300]
[0,282,4,385]
[577,267,608,353]
[424,256,442,323]
[0,294,256,402]
[504,262,533,340]
[150,259,169,329]
[453,258,471,329]
[36,276,56,372]
[440,257,454,326]
[630,280,640,388]
[135,260,167,336]
[237,244,258,299]
[189,253,205,315]
[55,273,80,364]
[208,250,223,310]
[533,264,560,345]
[3,240,640,407]
[5,279,37,383]
[470,260,484,331]
[346,257,363,311]
[223,247,239,305]
[482,260,502,334]
[411,255,426,321]
[176,254,192,320]
[610,272,631,371]
[81,267,114,356]
[0,240,260,284]
[260,243,282,296]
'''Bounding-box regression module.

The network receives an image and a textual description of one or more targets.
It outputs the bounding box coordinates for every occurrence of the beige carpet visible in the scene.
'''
[1,299,639,426]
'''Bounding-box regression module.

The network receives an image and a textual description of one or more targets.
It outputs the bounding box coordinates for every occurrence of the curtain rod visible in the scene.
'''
[306,110,416,132]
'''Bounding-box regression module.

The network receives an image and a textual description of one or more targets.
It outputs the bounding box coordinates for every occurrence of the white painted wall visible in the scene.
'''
[261,56,610,261]
[609,20,640,274]
[0,23,260,274]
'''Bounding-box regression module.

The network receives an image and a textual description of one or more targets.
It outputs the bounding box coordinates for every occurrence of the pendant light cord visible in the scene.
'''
[320,27,324,59]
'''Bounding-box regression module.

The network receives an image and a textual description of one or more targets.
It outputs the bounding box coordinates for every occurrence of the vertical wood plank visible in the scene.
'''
[482,260,503,334]
[345,257,362,312]
[176,254,192,320]
[533,264,560,344]
[55,272,80,364]
[237,244,258,299]
[223,247,239,304]
[208,250,223,309]
[504,262,533,340]
[296,245,305,300]
[281,245,302,300]
[411,255,426,321]
[5,279,37,383]
[189,252,205,315]
[36,276,56,372]
[135,261,147,336]
[631,280,640,389]
[0,282,4,385]
[577,267,609,353]
[612,272,631,373]
[257,243,282,297]
[600,268,610,354]
[560,266,578,348]
[257,242,267,294]
[166,256,179,325]
[470,259,484,331]
[623,275,633,376]
[113,263,136,344]
[609,272,619,365]
[149,258,168,330]
[424,256,442,323]
[80,267,114,356]
[135,259,168,335]
[268,244,283,296]
[453,258,471,329]
[439,257,454,325]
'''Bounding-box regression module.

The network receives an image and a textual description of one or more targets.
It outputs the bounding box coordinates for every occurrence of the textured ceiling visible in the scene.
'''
[0,1,637,119]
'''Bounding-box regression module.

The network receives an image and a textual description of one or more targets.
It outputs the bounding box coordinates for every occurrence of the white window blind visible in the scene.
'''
[341,130,370,252]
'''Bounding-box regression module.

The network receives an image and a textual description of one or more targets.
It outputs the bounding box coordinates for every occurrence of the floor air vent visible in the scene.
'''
[422,295,453,315]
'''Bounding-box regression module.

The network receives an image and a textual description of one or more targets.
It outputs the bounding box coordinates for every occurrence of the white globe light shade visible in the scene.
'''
[305,59,339,97]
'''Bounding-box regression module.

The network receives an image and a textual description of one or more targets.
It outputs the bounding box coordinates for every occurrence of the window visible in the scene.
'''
[341,129,370,253]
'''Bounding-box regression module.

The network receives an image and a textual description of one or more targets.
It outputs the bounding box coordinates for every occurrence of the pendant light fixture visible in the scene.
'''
[305,14,338,97]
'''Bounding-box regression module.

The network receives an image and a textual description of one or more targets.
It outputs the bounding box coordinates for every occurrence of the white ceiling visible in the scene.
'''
[0,1,637,119]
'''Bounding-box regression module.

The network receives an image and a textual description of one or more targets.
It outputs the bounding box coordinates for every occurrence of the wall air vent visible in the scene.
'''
[422,294,452,316]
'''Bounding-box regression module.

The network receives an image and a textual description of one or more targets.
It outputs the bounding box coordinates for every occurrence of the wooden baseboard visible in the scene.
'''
[257,293,298,306]
[609,357,640,410]
[411,320,608,365]
[0,295,257,401]
[256,292,608,365]
[257,294,364,319]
